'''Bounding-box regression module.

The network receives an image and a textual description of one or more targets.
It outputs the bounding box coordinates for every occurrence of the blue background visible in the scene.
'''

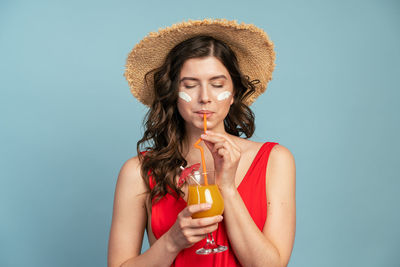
[1,0,399,266]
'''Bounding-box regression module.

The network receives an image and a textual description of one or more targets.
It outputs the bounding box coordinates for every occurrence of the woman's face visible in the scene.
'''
[177,56,234,132]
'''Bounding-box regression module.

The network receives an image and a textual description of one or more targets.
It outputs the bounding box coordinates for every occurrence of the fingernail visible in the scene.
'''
[205,203,212,209]
[218,215,223,220]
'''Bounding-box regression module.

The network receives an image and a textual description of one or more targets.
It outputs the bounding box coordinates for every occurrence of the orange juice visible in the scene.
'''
[188,184,224,218]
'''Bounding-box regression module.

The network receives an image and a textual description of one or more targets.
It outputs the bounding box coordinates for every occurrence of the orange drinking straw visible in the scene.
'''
[203,112,207,132]
[193,114,208,185]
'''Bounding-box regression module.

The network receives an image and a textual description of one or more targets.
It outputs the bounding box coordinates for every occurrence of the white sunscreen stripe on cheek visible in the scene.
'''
[217,91,232,101]
[178,92,192,102]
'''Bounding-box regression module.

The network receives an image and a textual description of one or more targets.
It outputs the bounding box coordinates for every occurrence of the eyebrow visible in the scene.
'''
[179,75,227,83]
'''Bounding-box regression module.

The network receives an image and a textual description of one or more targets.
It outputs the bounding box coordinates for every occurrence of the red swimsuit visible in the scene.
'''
[149,142,279,266]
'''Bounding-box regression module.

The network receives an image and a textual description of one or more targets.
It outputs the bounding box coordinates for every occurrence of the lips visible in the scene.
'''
[194,110,214,118]
[195,110,213,114]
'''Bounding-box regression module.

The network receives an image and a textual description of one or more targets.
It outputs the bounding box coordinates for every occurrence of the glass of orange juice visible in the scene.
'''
[187,171,228,254]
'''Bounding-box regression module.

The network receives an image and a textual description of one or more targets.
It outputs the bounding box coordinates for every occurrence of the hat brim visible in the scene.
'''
[125,19,276,106]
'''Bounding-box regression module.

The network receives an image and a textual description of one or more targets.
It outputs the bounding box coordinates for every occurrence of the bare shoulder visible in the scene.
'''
[112,155,148,216]
[268,144,295,171]
[270,144,295,164]
[116,156,147,195]
[119,156,141,179]
[267,144,296,186]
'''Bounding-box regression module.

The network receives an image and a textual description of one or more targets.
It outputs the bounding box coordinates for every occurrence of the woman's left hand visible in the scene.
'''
[200,131,241,191]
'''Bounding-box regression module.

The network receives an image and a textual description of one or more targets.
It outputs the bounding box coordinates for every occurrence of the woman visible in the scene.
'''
[108,19,296,267]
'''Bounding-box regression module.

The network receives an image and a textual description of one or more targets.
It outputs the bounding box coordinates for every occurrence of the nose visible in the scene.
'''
[199,85,211,104]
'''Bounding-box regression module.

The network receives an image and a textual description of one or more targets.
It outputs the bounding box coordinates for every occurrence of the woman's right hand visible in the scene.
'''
[165,203,223,252]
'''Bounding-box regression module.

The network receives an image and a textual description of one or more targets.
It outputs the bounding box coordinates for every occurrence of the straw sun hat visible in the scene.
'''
[124,19,276,106]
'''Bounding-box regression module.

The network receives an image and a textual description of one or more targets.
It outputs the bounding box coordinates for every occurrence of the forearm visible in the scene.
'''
[221,188,283,267]
[120,233,179,267]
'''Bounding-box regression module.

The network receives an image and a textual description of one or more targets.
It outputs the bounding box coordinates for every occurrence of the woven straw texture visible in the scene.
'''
[125,19,276,106]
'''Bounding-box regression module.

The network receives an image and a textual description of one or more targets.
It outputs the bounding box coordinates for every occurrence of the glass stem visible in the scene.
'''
[208,233,216,244]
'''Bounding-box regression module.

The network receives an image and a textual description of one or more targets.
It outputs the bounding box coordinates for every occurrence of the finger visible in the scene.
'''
[201,135,240,160]
[202,139,227,159]
[190,215,223,228]
[205,131,241,152]
[189,223,219,236]
[203,140,232,162]
[181,203,212,217]
[203,137,232,155]
[217,148,231,160]
[210,141,235,162]
[212,139,240,161]
[200,133,225,144]
[202,139,214,152]
[212,141,231,154]
[187,234,208,245]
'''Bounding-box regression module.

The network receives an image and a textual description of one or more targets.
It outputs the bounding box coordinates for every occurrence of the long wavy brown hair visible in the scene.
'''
[137,36,258,204]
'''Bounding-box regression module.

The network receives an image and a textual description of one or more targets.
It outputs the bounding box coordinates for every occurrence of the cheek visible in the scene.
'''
[211,90,234,107]
[177,99,190,120]
[216,91,232,101]
[178,92,192,103]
